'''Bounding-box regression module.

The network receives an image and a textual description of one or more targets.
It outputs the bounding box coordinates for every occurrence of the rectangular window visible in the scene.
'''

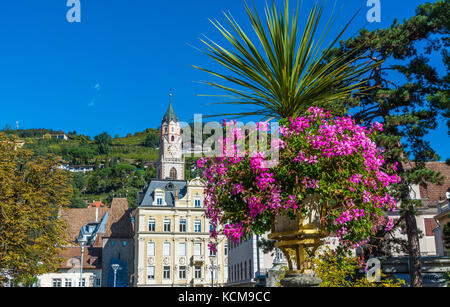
[194,197,202,208]
[210,247,216,256]
[96,278,101,286]
[194,242,202,256]
[147,242,155,256]
[148,219,155,232]
[179,266,186,280]
[147,266,155,281]
[163,266,171,279]
[156,197,163,205]
[79,278,86,287]
[164,219,171,232]
[52,279,61,287]
[179,242,186,257]
[194,220,201,233]
[224,243,228,256]
[195,266,202,279]
[163,242,171,256]
[64,279,72,287]
[179,219,186,232]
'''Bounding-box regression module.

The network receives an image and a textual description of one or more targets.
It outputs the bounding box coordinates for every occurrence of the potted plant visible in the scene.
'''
[198,107,400,286]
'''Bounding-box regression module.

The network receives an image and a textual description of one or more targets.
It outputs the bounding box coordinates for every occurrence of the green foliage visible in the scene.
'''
[17,127,161,209]
[325,2,449,285]
[79,160,155,208]
[70,193,87,208]
[1,128,67,139]
[311,249,406,287]
[0,133,72,285]
[62,146,96,165]
[195,0,376,119]
[144,133,159,148]
[94,132,113,155]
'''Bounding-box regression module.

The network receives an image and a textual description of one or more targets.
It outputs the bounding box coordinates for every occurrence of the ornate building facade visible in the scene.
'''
[133,99,228,287]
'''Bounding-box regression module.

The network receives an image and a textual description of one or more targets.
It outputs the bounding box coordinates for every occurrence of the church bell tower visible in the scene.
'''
[156,94,184,180]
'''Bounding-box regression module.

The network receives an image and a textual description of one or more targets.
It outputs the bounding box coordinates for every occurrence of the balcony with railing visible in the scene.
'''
[191,255,205,264]
[191,278,205,286]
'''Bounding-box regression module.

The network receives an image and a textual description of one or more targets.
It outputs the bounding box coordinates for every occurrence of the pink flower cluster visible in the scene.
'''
[336,208,366,225]
[198,107,401,250]
[223,223,244,243]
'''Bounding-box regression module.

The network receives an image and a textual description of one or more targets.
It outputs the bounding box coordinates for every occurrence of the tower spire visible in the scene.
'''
[163,90,178,123]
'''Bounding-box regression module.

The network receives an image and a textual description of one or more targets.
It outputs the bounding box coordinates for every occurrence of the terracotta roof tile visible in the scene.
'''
[60,207,109,246]
[104,198,134,238]
[59,246,102,269]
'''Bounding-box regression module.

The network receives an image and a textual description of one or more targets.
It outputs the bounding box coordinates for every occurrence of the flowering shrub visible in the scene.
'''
[198,107,400,252]
[311,248,406,287]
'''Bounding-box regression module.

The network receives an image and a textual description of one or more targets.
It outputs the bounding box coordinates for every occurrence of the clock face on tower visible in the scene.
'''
[168,144,176,155]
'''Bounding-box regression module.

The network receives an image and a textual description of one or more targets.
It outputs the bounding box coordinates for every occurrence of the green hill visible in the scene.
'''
[3,128,161,208]
[2,127,198,208]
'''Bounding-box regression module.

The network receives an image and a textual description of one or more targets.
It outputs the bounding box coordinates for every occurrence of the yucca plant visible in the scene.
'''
[195,0,377,119]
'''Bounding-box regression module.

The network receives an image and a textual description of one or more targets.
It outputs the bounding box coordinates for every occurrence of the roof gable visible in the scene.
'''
[139,180,187,207]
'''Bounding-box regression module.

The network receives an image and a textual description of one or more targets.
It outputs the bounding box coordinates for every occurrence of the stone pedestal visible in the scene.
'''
[280,273,321,287]
[266,263,286,287]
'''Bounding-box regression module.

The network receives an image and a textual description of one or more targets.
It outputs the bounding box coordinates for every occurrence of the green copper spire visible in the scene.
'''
[162,93,178,123]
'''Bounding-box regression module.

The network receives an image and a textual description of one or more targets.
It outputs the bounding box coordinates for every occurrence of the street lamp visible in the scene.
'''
[111,264,121,287]
[209,254,217,287]
[77,236,88,287]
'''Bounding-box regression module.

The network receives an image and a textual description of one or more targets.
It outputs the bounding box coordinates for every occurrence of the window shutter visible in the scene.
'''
[194,243,201,256]
[163,242,171,256]
[424,218,438,236]
[179,243,186,256]
[147,242,155,256]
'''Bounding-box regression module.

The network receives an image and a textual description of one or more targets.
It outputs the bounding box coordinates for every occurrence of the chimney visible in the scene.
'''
[175,188,178,201]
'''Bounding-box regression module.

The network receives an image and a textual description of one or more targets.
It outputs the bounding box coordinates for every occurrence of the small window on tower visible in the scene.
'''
[171,135,175,142]
[170,168,177,180]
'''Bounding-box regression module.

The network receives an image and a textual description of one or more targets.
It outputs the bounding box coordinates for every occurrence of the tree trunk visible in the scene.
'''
[405,208,423,287]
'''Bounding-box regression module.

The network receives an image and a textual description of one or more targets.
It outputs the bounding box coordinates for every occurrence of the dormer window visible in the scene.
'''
[154,189,164,206]
[194,196,202,208]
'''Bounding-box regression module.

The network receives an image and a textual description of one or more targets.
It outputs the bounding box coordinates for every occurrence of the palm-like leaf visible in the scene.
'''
[195,0,377,119]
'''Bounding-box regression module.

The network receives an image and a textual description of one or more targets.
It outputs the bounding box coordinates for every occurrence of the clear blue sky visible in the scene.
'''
[0,0,448,159]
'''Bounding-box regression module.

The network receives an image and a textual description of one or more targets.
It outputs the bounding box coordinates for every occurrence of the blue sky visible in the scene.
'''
[0,0,448,159]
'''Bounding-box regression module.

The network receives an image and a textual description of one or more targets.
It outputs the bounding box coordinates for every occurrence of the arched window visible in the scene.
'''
[169,168,177,180]
[171,135,175,142]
